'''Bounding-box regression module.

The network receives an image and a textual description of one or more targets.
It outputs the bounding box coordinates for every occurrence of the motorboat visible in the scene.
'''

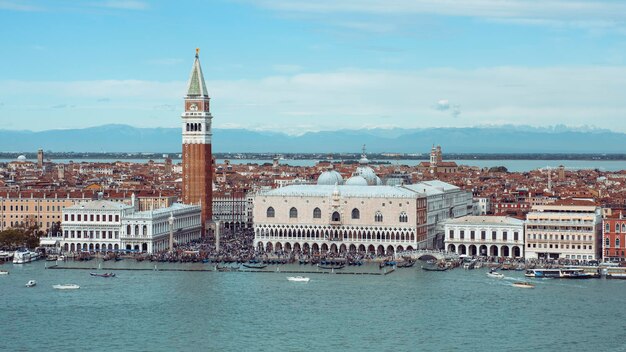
[487,270,504,279]
[25,280,36,287]
[287,276,310,282]
[242,263,268,269]
[90,272,116,278]
[525,268,598,279]
[53,284,80,290]
[12,248,40,264]
[606,272,626,279]
[0,270,9,275]
[512,282,535,289]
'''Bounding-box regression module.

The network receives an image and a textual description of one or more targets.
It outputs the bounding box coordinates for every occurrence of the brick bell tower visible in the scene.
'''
[182,48,213,233]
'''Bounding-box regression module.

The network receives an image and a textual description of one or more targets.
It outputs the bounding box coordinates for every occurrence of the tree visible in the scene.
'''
[0,223,44,249]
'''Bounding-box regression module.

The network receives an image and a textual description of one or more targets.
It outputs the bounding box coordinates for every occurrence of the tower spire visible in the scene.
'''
[186,48,209,97]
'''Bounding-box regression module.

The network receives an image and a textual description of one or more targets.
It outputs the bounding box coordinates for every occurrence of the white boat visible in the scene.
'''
[512,282,535,289]
[12,248,40,264]
[53,284,80,290]
[0,250,13,260]
[25,280,36,287]
[487,271,504,279]
[287,276,310,282]
[0,270,9,275]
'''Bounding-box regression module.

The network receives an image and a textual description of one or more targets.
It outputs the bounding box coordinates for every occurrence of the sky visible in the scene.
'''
[1,0,626,134]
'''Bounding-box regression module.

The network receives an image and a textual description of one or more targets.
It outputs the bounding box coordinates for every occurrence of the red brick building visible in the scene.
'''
[603,211,626,262]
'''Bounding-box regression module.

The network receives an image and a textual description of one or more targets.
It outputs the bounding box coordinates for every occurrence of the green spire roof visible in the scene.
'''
[186,50,208,97]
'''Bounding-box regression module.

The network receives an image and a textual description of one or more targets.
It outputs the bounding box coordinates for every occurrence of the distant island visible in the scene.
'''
[1,151,625,161]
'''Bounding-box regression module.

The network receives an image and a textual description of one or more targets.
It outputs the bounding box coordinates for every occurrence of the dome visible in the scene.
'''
[17,155,26,161]
[317,170,344,185]
[355,166,378,185]
[345,175,368,186]
[375,176,383,185]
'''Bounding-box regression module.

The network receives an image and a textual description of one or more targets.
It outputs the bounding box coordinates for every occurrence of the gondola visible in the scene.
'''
[421,265,448,272]
[397,261,415,268]
[90,272,116,277]
[242,263,268,269]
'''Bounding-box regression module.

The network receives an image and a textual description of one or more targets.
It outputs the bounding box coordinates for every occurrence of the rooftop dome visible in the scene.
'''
[317,170,344,185]
[355,166,378,185]
[345,175,368,186]
[17,155,26,161]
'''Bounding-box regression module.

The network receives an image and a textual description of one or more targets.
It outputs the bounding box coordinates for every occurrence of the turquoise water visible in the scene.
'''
[1,261,625,352]
[1,158,625,172]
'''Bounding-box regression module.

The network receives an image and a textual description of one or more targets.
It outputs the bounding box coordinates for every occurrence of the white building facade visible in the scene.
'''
[444,216,525,258]
[403,180,474,249]
[525,203,601,260]
[121,203,202,253]
[61,199,134,253]
[61,199,202,254]
[212,191,253,229]
[253,185,427,256]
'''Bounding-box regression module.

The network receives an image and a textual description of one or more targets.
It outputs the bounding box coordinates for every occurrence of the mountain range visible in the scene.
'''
[0,124,625,153]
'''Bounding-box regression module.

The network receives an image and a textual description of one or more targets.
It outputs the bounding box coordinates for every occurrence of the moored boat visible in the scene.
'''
[287,276,310,282]
[422,265,448,272]
[25,280,37,287]
[512,282,535,289]
[242,263,268,269]
[606,273,626,279]
[12,248,40,264]
[53,284,80,290]
[0,270,9,275]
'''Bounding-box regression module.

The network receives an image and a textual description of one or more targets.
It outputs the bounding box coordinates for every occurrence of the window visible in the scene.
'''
[492,231,497,240]
[605,223,610,232]
[375,211,383,222]
[460,230,465,239]
[503,231,508,241]
[266,207,275,218]
[399,212,408,223]
[514,232,519,241]
[617,224,621,233]
[449,230,454,239]
[332,211,340,222]
[481,231,486,240]
[351,208,360,219]
[289,207,298,219]
[470,231,475,240]
[623,224,626,233]
[313,208,321,219]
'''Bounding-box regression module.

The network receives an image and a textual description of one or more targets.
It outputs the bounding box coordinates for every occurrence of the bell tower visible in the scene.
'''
[182,48,213,231]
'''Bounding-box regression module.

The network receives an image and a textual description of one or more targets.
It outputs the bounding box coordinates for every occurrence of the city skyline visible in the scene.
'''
[2,0,626,133]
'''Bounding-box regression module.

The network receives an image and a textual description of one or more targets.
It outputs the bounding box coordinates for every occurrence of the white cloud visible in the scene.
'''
[2,66,626,132]
[245,0,626,32]
[0,1,43,11]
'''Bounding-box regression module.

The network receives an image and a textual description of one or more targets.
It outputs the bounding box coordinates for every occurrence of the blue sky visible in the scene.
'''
[2,0,626,133]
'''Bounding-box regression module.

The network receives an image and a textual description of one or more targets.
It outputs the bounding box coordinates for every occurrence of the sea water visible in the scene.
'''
[1,261,625,352]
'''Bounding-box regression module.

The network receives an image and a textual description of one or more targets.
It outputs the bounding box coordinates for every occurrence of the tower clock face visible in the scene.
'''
[189,103,198,111]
